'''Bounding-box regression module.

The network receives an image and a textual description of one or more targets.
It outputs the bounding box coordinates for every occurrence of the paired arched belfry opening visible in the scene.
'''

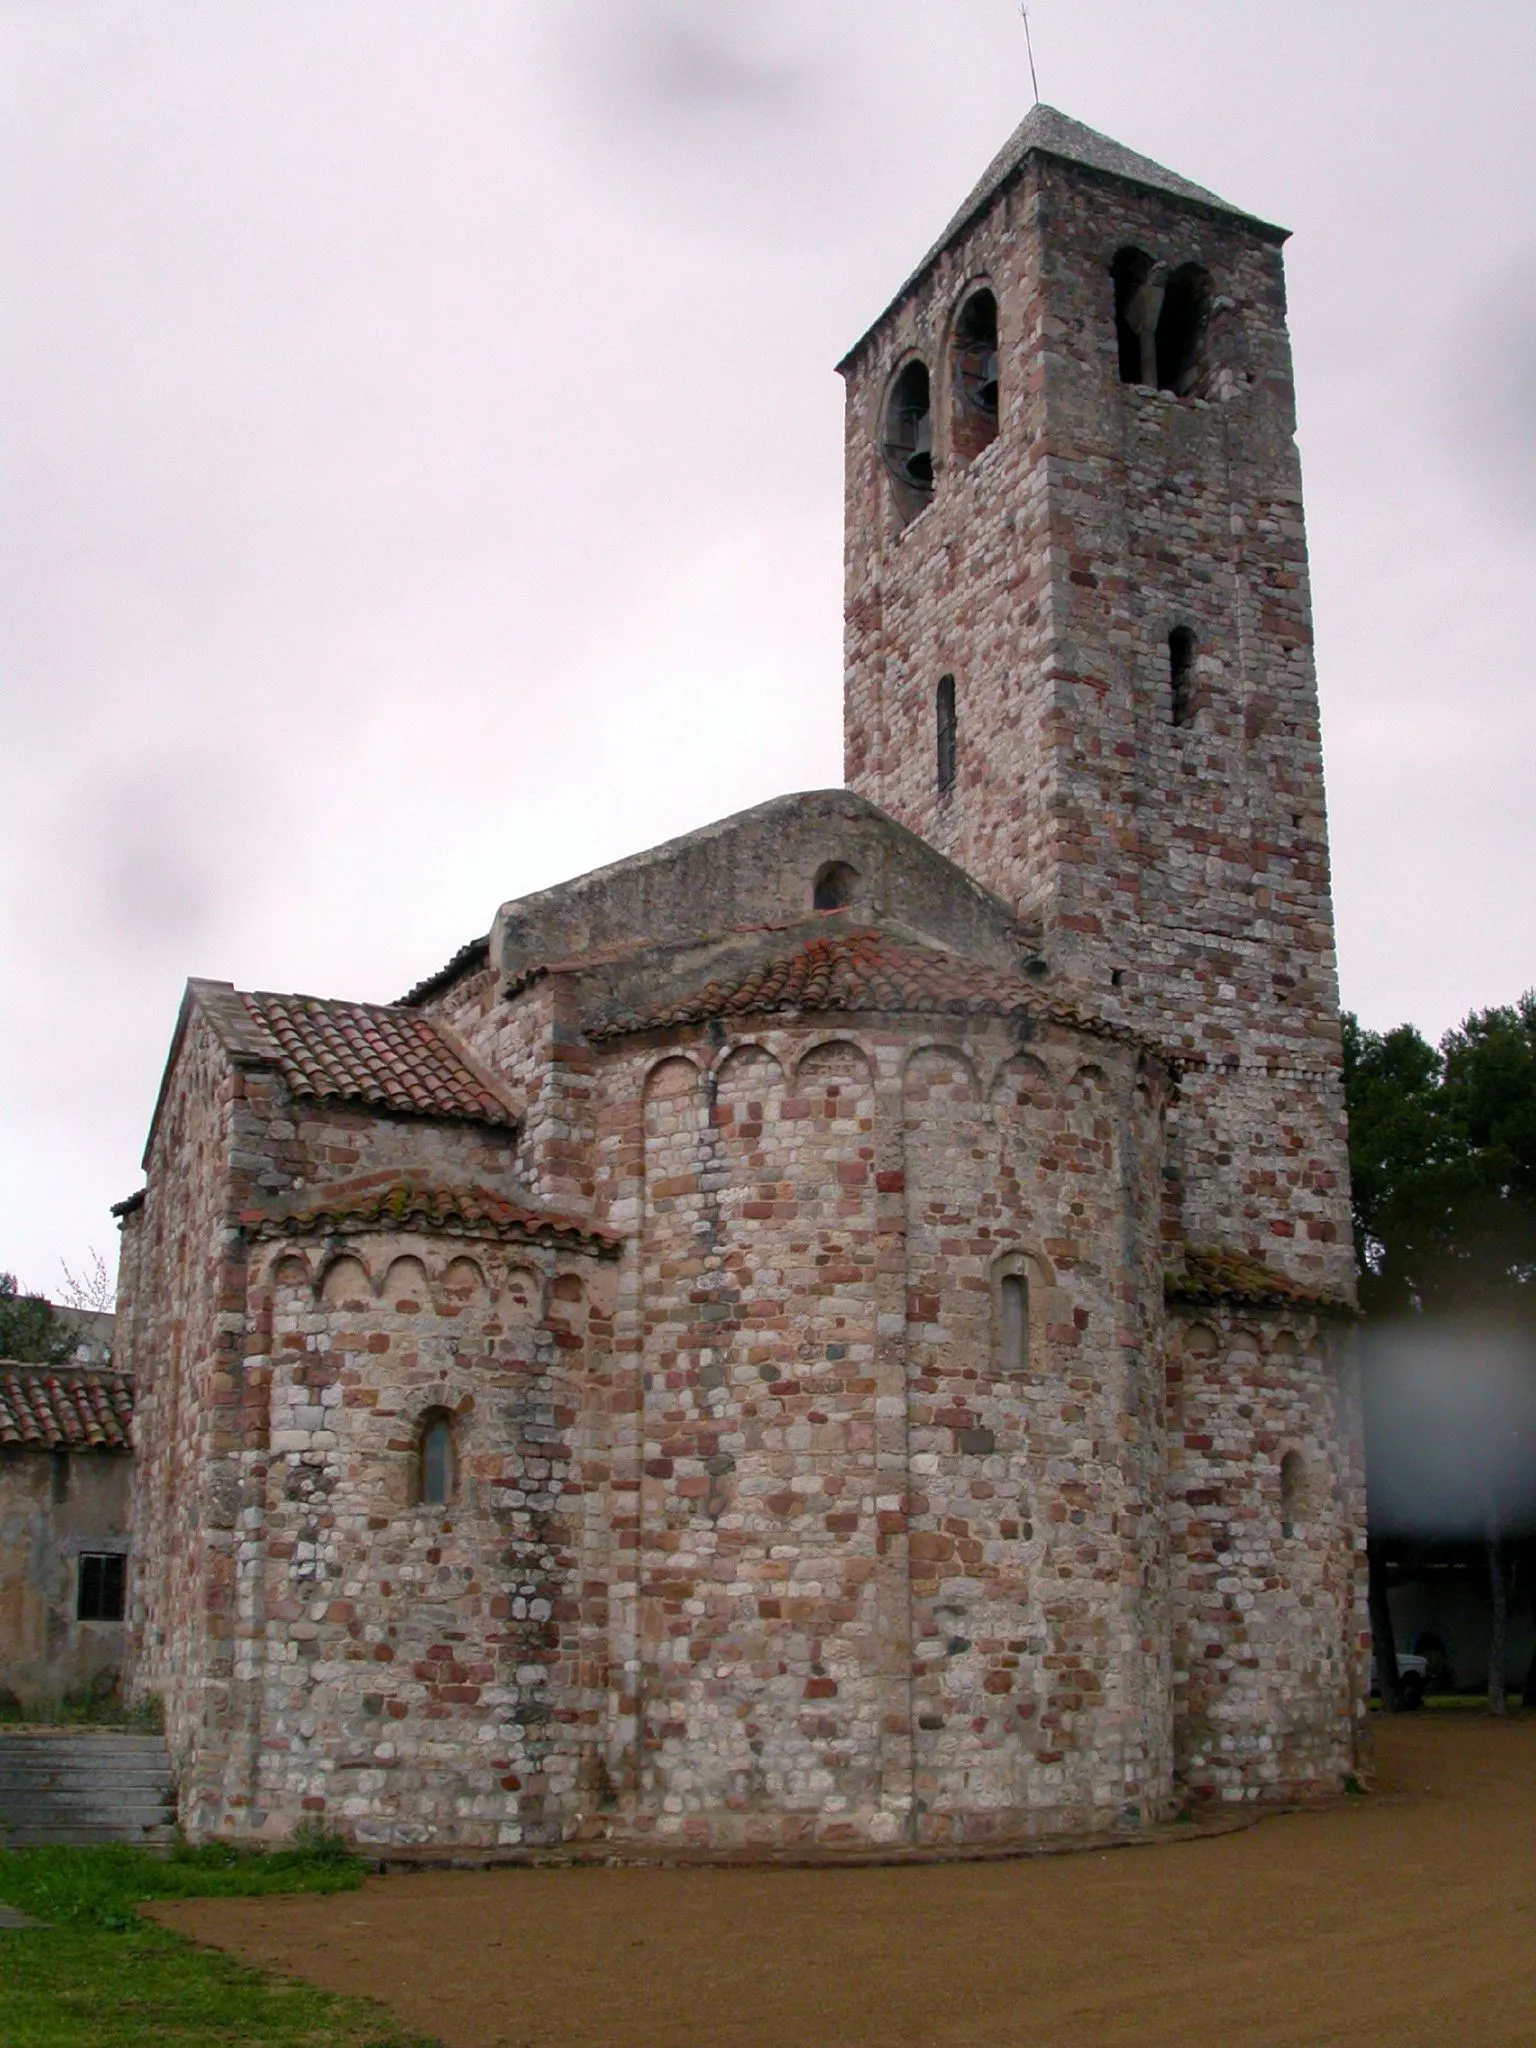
[1112,248,1213,395]
[882,285,1001,523]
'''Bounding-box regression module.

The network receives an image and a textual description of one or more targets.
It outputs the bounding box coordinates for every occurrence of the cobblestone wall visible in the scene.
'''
[839,150,1354,1306]
[121,116,1368,1852]
[1166,1306,1368,1799]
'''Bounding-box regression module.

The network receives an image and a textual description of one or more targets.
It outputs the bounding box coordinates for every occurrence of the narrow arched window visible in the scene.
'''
[1156,264,1212,396]
[883,360,934,524]
[813,860,859,911]
[1280,1451,1303,1538]
[936,675,957,796]
[951,287,999,462]
[1112,247,1158,385]
[999,1271,1028,1374]
[1169,626,1197,727]
[418,1409,456,1508]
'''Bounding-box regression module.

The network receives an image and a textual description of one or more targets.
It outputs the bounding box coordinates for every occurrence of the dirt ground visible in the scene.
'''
[157,1715,1536,2048]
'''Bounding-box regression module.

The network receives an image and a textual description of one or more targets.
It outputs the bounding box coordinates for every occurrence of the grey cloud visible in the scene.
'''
[1441,260,1536,524]
[555,0,826,123]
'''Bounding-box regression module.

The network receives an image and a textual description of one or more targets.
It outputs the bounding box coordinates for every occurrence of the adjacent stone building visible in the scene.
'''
[116,106,1368,1852]
[0,1363,134,1711]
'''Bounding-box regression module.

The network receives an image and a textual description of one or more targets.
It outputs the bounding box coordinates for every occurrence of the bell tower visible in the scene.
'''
[839,106,1353,1298]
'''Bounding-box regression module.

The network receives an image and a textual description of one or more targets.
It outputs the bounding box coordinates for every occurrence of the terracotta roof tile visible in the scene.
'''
[589,928,1147,1048]
[238,992,515,1129]
[1167,1247,1355,1316]
[0,1365,134,1452]
[396,937,491,1009]
[241,1179,619,1258]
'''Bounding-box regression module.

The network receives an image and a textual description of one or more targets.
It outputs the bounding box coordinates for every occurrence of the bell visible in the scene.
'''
[903,410,933,489]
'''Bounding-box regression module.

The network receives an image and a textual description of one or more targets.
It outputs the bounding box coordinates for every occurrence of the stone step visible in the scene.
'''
[0,1765,173,1786]
[3,1826,178,1849]
[0,1794,173,1810]
[0,1737,171,1762]
[0,1731,176,1847]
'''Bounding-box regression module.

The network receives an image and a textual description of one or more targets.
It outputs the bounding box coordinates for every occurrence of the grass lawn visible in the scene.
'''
[0,1840,440,2048]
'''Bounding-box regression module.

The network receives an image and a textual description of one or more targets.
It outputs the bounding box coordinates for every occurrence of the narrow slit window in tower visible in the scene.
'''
[999,1272,1028,1374]
[420,1410,455,1508]
[1169,626,1197,727]
[1280,1450,1303,1538]
[936,675,957,795]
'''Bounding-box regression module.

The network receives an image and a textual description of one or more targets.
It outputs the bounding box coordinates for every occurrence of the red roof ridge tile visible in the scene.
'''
[240,1179,620,1257]
[1166,1245,1356,1316]
[586,925,1163,1054]
[0,1363,135,1452]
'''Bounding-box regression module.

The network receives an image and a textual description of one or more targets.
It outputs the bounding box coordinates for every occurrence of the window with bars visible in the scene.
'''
[77,1552,126,1622]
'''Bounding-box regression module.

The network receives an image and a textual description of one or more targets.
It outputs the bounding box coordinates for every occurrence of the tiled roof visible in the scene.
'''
[241,1179,619,1258]
[237,992,516,1129]
[840,104,1277,367]
[0,1365,134,1452]
[397,936,491,1009]
[588,928,1146,1048]
[1167,1247,1355,1316]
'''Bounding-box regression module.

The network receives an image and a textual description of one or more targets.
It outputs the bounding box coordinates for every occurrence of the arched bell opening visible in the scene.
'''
[951,287,999,463]
[883,359,934,526]
[1156,263,1213,395]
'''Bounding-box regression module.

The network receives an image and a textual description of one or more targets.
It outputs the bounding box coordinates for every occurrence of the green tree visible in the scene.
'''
[1344,995,1536,1713]
[1344,996,1536,1322]
[0,1272,76,1364]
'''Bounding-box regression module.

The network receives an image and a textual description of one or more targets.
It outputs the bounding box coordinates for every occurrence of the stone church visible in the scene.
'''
[115,106,1368,1853]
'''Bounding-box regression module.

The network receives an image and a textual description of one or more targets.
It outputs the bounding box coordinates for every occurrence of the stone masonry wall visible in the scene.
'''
[231,1230,612,1848]
[839,153,1354,1306]
[0,1448,132,1709]
[575,1011,1174,1849]
[122,1006,244,1798]
[1165,1304,1368,1800]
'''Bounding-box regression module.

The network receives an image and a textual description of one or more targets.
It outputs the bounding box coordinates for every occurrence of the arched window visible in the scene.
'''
[1280,1450,1304,1538]
[998,1268,1029,1374]
[883,360,934,524]
[418,1408,456,1508]
[1112,247,1159,385]
[1155,264,1212,395]
[936,675,957,796]
[813,860,859,911]
[1169,626,1197,726]
[1113,251,1214,395]
[951,287,999,461]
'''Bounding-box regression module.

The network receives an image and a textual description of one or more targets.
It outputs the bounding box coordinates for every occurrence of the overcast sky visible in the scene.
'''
[3,0,1533,1293]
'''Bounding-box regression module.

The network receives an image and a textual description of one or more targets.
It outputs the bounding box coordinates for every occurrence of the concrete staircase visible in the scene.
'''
[0,1731,177,1849]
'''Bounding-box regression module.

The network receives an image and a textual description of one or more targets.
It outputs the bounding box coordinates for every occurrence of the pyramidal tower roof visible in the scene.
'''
[841,104,1282,367]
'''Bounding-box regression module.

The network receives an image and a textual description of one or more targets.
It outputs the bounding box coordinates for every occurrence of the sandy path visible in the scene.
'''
[156,1717,1536,2048]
